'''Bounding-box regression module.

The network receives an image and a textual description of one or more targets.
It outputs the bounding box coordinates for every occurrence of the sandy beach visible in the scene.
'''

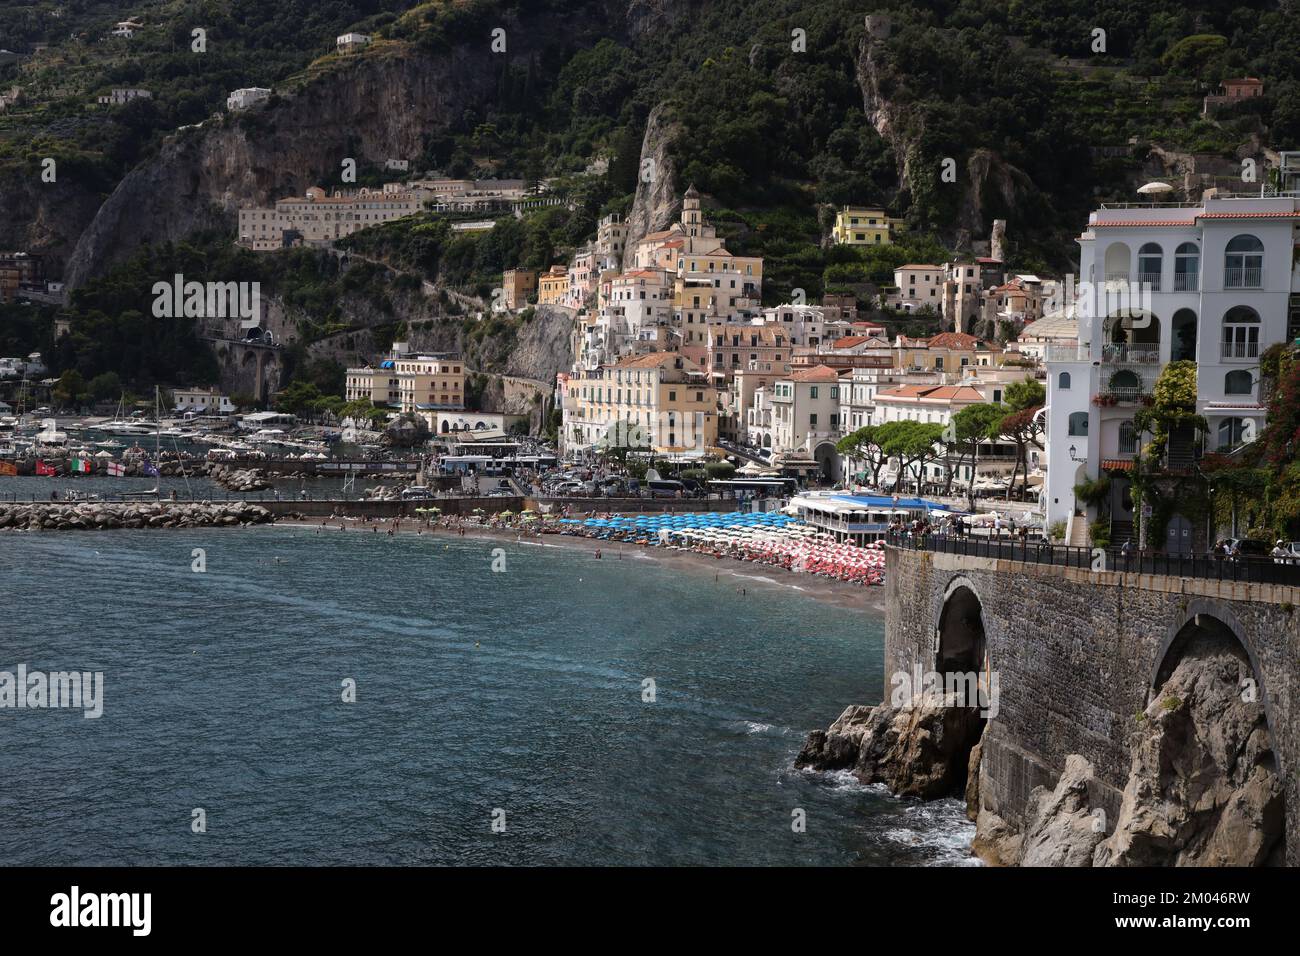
[273,515,885,613]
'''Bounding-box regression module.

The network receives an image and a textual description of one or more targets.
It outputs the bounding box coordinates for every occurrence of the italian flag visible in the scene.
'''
[72,457,92,473]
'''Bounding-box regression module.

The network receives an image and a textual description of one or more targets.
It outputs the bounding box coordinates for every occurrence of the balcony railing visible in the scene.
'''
[1173,272,1198,292]
[1103,272,1131,285]
[1100,343,1161,364]
[1136,271,1161,291]
[1221,340,1260,360]
[1046,344,1089,362]
[1224,267,1263,289]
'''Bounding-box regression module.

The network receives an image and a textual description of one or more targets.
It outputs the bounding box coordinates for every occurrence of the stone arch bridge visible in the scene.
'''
[886,544,1299,864]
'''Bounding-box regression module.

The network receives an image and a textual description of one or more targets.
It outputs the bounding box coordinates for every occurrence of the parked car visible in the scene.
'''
[400,486,435,500]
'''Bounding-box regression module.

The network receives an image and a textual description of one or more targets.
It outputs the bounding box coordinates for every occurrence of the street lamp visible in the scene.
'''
[1069,444,1086,463]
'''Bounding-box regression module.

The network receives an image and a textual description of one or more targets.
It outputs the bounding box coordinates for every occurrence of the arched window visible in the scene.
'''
[1171,308,1198,361]
[1224,370,1253,395]
[1222,306,1260,360]
[1138,243,1162,290]
[1224,235,1264,288]
[1068,411,1089,436]
[1058,371,1071,389]
[1174,242,1199,292]
[1103,242,1130,283]
[1118,420,1138,455]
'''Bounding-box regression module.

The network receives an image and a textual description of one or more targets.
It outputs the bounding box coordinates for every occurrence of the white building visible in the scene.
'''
[1045,176,1300,545]
[891,264,944,311]
[96,88,151,106]
[769,365,846,478]
[173,387,235,416]
[226,87,272,111]
[337,33,371,54]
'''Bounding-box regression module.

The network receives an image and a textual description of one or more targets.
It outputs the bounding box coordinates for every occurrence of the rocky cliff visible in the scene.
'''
[0,169,105,277]
[65,44,504,288]
[620,101,682,270]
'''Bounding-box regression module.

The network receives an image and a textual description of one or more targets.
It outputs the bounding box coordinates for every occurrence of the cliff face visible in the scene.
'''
[856,26,1038,251]
[0,171,105,276]
[65,46,503,288]
[620,101,682,270]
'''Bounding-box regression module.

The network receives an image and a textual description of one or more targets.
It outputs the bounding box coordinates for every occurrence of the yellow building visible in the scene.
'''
[537,264,569,306]
[563,352,719,454]
[832,206,904,246]
[345,349,465,417]
[501,268,537,310]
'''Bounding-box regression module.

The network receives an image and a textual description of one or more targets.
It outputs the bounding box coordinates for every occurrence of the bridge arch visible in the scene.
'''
[934,575,988,675]
[1152,599,1276,757]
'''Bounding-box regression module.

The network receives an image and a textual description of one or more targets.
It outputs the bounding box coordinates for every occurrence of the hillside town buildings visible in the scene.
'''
[237,185,424,250]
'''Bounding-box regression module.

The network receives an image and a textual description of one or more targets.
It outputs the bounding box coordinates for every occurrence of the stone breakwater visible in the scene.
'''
[0,501,276,531]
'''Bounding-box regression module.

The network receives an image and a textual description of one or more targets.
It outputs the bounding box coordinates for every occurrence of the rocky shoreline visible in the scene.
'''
[0,501,279,531]
[797,635,1285,866]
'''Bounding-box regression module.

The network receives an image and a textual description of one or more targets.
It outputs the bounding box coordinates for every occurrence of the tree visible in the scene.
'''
[88,371,123,403]
[52,370,89,410]
[998,406,1045,501]
[877,420,945,493]
[273,380,324,420]
[945,403,1006,509]
[997,377,1046,499]
[836,425,887,486]
[1004,377,1045,413]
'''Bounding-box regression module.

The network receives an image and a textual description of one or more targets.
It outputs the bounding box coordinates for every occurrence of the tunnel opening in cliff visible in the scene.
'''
[1094,615,1285,866]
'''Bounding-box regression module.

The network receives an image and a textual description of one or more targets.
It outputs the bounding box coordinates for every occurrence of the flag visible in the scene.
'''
[142,460,160,478]
[0,461,16,476]
[35,460,57,476]
[107,461,126,477]
[72,457,92,473]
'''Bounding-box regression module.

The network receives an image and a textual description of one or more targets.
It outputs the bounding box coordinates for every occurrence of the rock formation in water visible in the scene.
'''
[796,694,984,800]
[804,633,1284,867]
[0,501,275,531]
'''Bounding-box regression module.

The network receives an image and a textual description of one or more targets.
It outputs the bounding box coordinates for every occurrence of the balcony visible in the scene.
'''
[1221,340,1260,360]
[1104,272,1130,285]
[1224,267,1263,289]
[1046,344,1089,362]
[1136,271,1161,291]
[1100,343,1161,364]
[1173,272,1198,292]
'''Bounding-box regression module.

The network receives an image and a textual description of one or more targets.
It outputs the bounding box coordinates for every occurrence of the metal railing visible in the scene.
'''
[1100,343,1161,364]
[1224,267,1263,289]
[1173,272,1198,292]
[887,532,1300,586]
[1221,339,1260,360]
[1136,271,1161,291]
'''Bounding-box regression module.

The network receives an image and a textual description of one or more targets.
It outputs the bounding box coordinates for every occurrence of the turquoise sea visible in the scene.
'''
[0,527,975,865]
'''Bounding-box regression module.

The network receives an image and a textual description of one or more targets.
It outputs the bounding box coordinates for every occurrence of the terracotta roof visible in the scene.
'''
[832,336,870,348]
[1101,459,1135,472]
[1091,220,1197,228]
[787,364,841,383]
[615,352,685,369]
[877,384,986,403]
[926,332,982,350]
[1198,211,1300,219]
